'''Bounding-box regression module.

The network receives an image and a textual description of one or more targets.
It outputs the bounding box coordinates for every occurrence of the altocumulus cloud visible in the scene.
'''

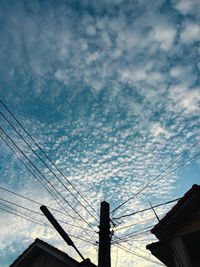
[0,0,200,266]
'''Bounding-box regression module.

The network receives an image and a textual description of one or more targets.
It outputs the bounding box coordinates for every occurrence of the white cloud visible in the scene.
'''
[169,65,197,86]
[86,52,100,64]
[150,122,171,139]
[169,85,200,113]
[1,1,200,266]
[86,25,96,36]
[153,26,176,51]
[174,0,200,15]
[174,0,193,14]
[147,71,164,85]
[121,69,147,82]
[180,23,200,44]
[170,66,182,78]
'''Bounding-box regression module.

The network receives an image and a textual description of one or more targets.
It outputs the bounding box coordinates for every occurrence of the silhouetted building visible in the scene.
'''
[10,238,96,267]
[146,184,200,267]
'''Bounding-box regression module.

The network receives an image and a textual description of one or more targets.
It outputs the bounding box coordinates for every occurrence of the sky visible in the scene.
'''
[0,0,200,266]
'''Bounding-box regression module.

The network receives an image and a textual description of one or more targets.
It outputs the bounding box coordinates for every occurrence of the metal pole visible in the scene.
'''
[98,201,111,267]
[40,205,85,261]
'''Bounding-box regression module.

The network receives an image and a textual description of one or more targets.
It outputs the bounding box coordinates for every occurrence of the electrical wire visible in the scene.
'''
[0,202,51,227]
[115,207,200,245]
[120,237,157,242]
[0,108,98,222]
[0,205,94,245]
[0,197,94,232]
[112,140,200,214]
[0,99,99,218]
[0,134,97,247]
[0,126,97,242]
[113,234,149,254]
[113,197,180,220]
[112,232,151,245]
[114,212,166,232]
[112,226,153,244]
[0,131,88,225]
[114,243,165,266]
[0,131,84,224]
[0,125,87,226]
[115,206,200,247]
[0,184,97,226]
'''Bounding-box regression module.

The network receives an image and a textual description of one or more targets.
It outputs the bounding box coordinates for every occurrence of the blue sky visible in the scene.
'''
[0,0,200,266]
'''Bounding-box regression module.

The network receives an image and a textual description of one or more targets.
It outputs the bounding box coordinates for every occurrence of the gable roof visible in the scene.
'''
[146,240,175,266]
[151,184,200,237]
[10,238,96,267]
[146,184,200,266]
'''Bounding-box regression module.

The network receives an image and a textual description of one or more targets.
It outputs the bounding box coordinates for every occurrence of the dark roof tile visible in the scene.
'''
[151,184,200,233]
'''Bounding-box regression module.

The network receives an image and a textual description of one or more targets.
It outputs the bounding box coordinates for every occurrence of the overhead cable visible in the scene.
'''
[0,184,98,226]
[112,230,151,244]
[0,202,50,227]
[0,108,98,222]
[0,132,83,223]
[0,197,94,232]
[0,126,97,242]
[114,244,164,266]
[112,226,153,244]
[113,197,180,220]
[114,212,166,232]
[0,131,86,225]
[113,234,148,254]
[112,140,200,214]
[0,99,99,218]
[0,205,94,245]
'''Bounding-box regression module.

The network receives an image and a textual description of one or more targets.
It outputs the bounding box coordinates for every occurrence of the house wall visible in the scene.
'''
[170,237,192,267]
[31,252,79,267]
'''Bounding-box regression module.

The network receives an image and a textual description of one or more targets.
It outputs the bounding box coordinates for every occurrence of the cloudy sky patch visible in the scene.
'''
[0,0,200,266]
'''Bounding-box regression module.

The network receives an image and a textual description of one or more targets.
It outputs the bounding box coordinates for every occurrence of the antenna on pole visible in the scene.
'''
[148,200,160,223]
[40,205,85,261]
[98,201,111,267]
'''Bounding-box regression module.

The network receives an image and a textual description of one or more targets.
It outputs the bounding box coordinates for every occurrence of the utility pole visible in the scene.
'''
[98,201,111,267]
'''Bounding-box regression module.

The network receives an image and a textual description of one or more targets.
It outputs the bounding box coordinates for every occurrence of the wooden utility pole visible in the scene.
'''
[98,201,111,267]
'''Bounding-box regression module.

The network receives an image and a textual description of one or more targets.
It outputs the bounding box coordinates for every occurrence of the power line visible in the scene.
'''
[0,131,97,244]
[0,125,88,226]
[0,184,98,226]
[0,202,50,227]
[113,234,149,254]
[0,131,87,224]
[0,196,94,232]
[112,226,153,244]
[114,212,166,232]
[113,235,162,266]
[0,99,99,219]
[0,205,94,245]
[0,126,97,242]
[113,207,200,245]
[114,202,200,246]
[112,141,200,214]
[113,197,180,220]
[114,244,164,266]
[0,132,81,223]
[112,230,152,244]
[0,108,98,222]
[118,237,157,242]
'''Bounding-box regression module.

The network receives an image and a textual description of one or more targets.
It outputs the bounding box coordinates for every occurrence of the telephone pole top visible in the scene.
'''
[98,201,111,267]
